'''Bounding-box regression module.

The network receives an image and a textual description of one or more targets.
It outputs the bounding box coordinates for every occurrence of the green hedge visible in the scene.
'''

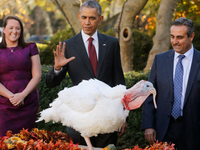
[36,65,150,149]
[39,29,74,65]
[131,29,152,71]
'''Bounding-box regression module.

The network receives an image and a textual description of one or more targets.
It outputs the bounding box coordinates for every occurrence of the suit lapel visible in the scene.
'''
[96,33,107,78]
[73,33,94,76]
[167,50,175,97]
[184,49,200,105]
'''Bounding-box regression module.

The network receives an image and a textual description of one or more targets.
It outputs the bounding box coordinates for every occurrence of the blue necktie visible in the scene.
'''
[172,55,185,119]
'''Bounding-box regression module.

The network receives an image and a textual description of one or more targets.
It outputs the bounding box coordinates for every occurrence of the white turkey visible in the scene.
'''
[37,79,157,150]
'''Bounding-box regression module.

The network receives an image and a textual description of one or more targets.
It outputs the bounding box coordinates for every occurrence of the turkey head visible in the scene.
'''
[122,80,157,110]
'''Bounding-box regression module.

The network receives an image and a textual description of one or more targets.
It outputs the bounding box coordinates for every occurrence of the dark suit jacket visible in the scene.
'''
[142,48,200,149]
[46,32,125,87]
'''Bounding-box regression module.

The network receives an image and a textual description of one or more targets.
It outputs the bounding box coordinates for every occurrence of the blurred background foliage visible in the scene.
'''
[1,0,199,70]
[1,0,200,38]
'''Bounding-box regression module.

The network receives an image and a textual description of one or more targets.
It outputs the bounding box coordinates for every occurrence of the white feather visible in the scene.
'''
[37,79,129,137]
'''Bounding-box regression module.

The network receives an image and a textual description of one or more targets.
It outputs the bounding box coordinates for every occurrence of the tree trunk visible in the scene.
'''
[34,6,53,35]
[34,6,43,35]
[144,0,180,72]
[52,0,81,35]
[115,0,148,73]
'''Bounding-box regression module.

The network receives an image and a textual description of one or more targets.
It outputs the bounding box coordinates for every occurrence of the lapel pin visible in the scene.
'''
[103,44,106,46]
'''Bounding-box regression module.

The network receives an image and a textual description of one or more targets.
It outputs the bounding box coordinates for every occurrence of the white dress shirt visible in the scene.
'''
[173,44,194,115]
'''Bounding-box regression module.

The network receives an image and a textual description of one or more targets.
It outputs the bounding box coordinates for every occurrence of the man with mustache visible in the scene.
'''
[142,17,200,150]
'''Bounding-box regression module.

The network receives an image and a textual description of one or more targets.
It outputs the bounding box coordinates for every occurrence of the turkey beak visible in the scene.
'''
[151,88,157,109]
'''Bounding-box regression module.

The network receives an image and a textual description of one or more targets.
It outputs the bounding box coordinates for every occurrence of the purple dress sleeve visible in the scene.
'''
[29,43,39,56]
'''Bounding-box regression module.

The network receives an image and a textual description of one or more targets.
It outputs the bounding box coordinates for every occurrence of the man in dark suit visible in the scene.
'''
[142,17,200,150]
[45,0,126,148]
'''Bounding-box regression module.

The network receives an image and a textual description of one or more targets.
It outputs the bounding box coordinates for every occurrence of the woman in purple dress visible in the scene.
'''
[0,15,41,137]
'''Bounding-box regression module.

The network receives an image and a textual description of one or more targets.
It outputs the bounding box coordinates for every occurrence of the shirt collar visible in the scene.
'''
[174,44,194,61]
[81,30,98,43]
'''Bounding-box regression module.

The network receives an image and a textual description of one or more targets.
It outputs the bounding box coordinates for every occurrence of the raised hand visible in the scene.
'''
[54,42,75,70]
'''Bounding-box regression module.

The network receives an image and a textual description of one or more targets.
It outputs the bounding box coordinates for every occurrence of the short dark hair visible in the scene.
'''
[0,15,29,49]
[171,17,194,37]
[79,0,102,16]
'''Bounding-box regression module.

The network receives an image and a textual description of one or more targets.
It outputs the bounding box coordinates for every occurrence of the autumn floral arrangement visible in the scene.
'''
[0,128,175,150]
[0,128,85,150]
[102,141,175,150]
[122,141,175,150]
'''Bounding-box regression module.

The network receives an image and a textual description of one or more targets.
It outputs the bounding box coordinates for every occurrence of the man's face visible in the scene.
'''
[78,6,103,36]
[170,25,195,54]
